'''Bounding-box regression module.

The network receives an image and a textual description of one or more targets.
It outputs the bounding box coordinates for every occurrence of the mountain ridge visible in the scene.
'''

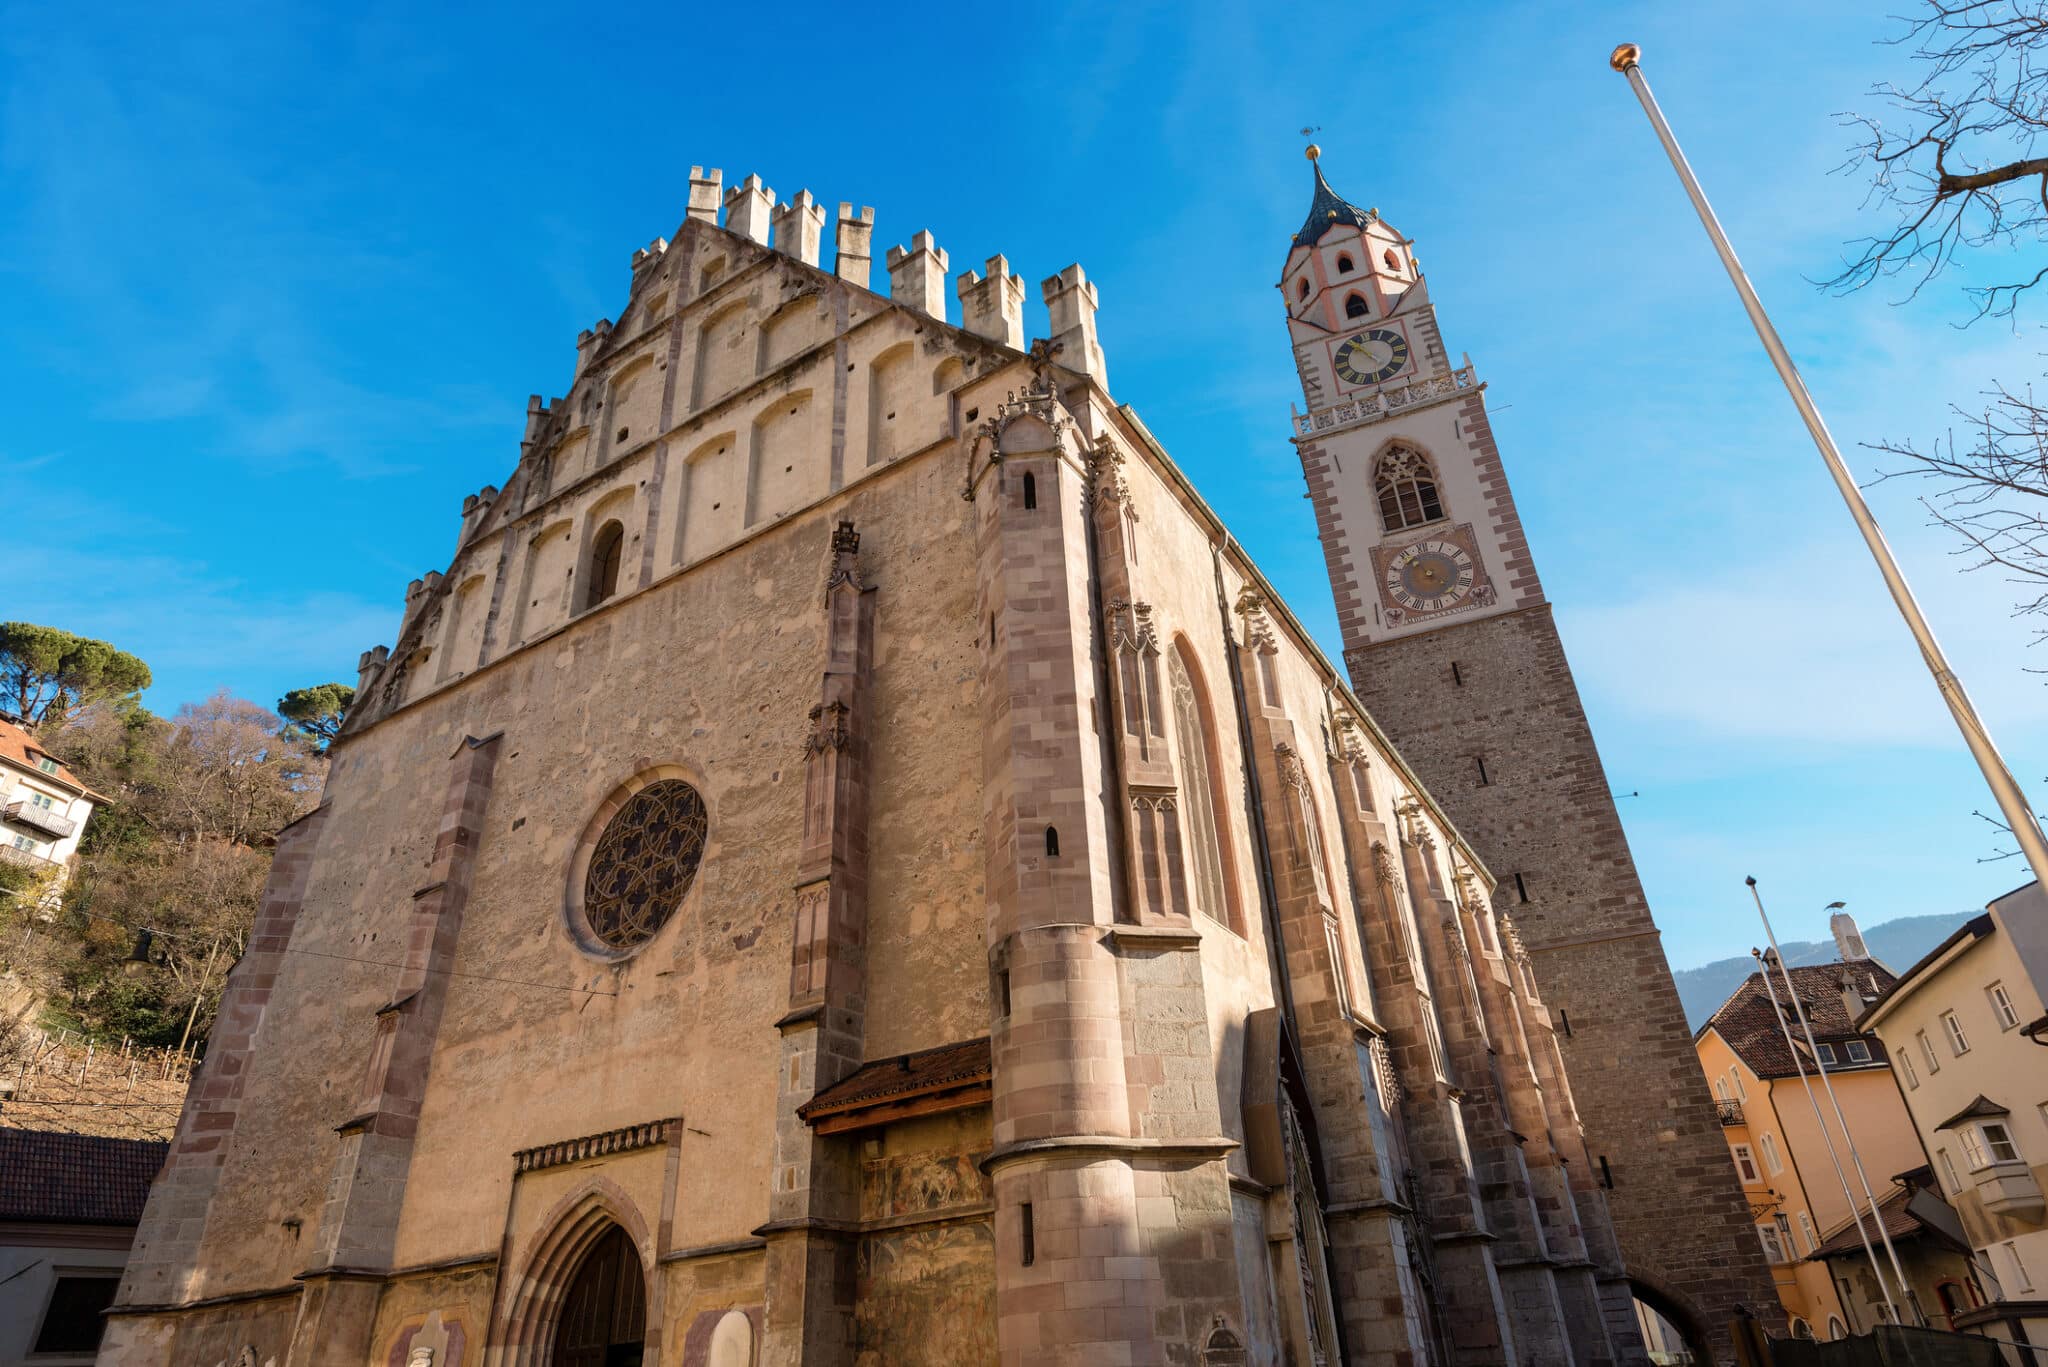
[1674,911,1980,1031]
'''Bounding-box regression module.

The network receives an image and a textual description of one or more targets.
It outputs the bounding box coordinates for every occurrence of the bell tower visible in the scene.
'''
[1282,147,1780,1362]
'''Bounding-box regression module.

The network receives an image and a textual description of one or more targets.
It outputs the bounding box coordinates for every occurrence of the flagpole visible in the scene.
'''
[1609,43,2048,893]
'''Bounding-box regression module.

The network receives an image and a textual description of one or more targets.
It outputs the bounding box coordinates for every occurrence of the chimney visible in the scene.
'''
[1839,971,1866,1022]
[834,204,875,288]
[957,254,1025,348]
[687,166,723,224]
[772,190,825,267]
[1042,264,1107,388]
[1831,909,1869,962]
[887,231,949,317]
[724,175,775,244]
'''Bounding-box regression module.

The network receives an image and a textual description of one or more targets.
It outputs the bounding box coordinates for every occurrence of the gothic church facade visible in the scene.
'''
[109,164,1648,1367]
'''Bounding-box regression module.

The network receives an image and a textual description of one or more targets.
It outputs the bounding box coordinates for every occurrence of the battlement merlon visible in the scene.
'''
[630,237,669,274]
[772,190,825,268]
[886,231,948,320]
[724,174,775,244]
[1042,264,1106,389]
[835,204,875,288]
[687,166,723,224]
[957,254,1025,349]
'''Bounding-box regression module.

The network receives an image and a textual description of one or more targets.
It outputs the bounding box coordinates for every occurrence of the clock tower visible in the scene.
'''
[1282,149,1779,1360]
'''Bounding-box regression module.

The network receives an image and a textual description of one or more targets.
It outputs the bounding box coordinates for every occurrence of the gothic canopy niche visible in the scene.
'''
[565,769,709,959]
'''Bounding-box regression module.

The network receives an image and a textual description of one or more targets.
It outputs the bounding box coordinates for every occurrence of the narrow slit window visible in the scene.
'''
[585,520,625,610]
[1022,471,1037,509]
[1044,826,1059,858]
[1020,1202,1036,1266]
[1513,872,1529,903]
[1475,756,1490,787]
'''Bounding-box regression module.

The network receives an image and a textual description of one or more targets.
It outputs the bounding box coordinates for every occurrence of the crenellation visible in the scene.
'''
[723,173,775,244]
[1041,264,1106,389]
[957,254,1025,348]
[886,230,949,318]
[686,165,723,224]
[770,189,825,267]
[833,203,875,287]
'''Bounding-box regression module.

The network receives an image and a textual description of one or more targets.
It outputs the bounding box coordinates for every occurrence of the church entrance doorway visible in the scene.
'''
[552,1225,647,1367]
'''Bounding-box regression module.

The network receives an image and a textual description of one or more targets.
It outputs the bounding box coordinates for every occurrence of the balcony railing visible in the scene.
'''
[1716,1099,1745,1127]
[1292,365,1481,439]
[0,842,57,873]
[3,800,75,841]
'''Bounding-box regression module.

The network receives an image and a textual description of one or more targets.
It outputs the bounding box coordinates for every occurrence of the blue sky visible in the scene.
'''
[5,2,2042,969]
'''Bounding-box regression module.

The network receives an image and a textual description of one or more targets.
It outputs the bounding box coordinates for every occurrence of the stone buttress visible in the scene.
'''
[761,520,877,1366]
[969,370,1242,1367]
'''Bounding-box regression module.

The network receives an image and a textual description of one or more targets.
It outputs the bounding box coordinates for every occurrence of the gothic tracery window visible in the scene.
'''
[1374,446,1444,532]
[582,779,707,950]
[1169,646,1237,931]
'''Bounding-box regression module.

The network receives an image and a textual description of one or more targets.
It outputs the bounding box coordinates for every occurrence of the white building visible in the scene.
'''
[1859,882,2048,1357]
[0,715,98,899]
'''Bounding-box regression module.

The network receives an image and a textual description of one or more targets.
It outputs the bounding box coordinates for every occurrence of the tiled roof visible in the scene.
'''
[1294,161,1377,249]
[1701,961,1898,1079]
[1934,1095,2010,1132]
[1808,1185,1925,1260]
[0,714,93,795]
[0,1127,167,1225]
[798,1037,991,1123]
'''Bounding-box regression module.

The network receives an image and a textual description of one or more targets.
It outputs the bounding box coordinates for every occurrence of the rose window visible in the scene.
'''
[582,779,707,950]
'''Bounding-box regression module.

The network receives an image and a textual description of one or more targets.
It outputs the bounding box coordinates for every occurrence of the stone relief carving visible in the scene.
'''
[824,519,862,597]
[1233,587,1279,654]
[804,701,851,756]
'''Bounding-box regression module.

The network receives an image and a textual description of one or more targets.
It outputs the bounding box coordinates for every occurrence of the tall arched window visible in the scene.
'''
[586,520,625,610]
[1374,446,1444,532]
[1344,293,1368,318]
[1169,643,1240,932]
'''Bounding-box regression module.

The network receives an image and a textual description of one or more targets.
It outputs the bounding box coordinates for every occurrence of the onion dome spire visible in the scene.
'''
[1294,144,1377,249]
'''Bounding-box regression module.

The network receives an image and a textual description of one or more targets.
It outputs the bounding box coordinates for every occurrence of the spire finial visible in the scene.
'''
[1300,126,1321,163]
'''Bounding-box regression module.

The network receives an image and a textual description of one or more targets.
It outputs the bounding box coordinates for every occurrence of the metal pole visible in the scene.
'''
[174,936,223,1062]
[1610,43,2048,893]
[1748,945,1899,1323]
[1749,880,1919,1324]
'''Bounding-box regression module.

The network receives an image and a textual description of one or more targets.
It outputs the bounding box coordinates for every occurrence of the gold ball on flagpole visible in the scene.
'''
[1609,42,1641,73]
[1305,143,1321,162]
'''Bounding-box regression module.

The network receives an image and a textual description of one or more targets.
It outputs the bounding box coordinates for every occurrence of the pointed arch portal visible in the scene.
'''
[552,1225,647,1367]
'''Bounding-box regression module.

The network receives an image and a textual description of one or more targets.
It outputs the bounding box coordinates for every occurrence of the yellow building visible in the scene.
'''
[1861,882,2048,1357]
[1695,919,1981,1340]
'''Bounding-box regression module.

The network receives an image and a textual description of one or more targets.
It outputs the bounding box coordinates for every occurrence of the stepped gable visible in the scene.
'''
[343,169,1030,735]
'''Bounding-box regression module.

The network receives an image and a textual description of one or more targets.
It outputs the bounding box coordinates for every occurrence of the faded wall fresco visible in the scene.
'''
[854,1223,997,1367]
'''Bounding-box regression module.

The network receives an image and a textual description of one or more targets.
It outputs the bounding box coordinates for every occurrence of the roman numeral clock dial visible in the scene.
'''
[1384,539,1473,613]
[1334,327,1409,386]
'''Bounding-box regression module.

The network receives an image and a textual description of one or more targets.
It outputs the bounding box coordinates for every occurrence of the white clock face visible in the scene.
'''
[1384,539,1475,613]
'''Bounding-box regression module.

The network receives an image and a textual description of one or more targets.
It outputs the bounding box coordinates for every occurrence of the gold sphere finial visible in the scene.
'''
[1305,142,1321,162]
[1609,42,1641,72]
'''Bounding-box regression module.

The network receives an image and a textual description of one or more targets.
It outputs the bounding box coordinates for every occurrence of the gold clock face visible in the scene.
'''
[1334,327,1410,386]
[1385,539,1474,613]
